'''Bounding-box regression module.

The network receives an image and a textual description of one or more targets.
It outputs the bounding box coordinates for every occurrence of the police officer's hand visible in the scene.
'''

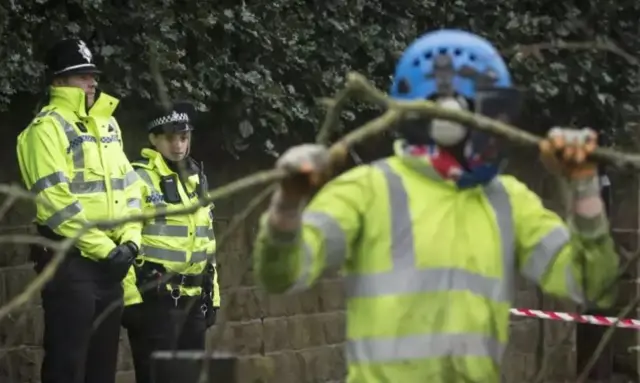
[539,127,598,180]
[105,241,138,281]
[275,144,331,202]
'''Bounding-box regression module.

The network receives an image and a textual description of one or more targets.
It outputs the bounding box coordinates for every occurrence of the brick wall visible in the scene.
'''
[0,106,637,382]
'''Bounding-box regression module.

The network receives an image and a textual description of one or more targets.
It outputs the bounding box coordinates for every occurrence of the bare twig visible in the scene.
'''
[0,234,57,247]
[505,39,639,65]
[315,84,364,145]
[343,73,640,169]
[0,310,30,359]
[148,40,191,180]
[0,194,17,222]
[148,42,172,113]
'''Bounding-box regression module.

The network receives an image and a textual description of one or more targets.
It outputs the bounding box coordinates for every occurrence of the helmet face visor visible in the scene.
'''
[474,86,523,125]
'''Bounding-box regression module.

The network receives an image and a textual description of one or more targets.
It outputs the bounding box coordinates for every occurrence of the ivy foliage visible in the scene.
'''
[1,0,639,156]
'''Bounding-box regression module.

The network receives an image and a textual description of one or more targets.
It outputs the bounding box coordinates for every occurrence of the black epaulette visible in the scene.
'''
[131,158,150,168]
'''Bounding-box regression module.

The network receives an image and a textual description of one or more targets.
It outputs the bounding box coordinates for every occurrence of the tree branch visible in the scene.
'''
[505,39,639,65]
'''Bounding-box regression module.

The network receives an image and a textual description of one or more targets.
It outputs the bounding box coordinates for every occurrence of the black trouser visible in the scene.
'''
[39,250,124,383]
[121,293,208,383]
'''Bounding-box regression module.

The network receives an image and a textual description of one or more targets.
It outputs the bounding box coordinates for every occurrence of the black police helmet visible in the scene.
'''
[147,101,196,135]
[45,38,101,78]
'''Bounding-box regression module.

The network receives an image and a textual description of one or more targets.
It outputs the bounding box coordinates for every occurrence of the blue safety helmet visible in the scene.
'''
[390,29,521,188]
[390,29,512,100]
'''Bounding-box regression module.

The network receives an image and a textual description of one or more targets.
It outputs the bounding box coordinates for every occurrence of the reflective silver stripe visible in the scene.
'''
[345,159,515,363]
[482,178,516,303]
[191,251,208,263]
[141,224,212,239]
[520,226,584,304]
[302,211,347,268]
[143,224,189,237]
[195,226,212,238]
[134,167,155,189]
[142,246,208,263]
[112,171,139,190]
[283,211,348,292]
[284,242,314,293]
[127,198,141,209]
[135,168,164,206]
[45,201,82,229]
[346,333,505,364]
[134,167,167,223]
[380,161,415,269]
[43,111,87,179]
[347,268,508,301]
[142,246,187,262]
[36,111,131,194]
[67,173,138,194]
[69,180,104,194]
[520,226,570,284]
[31,172,68,194]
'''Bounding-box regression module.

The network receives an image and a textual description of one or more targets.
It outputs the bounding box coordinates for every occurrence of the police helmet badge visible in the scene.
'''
[77,40,93,63]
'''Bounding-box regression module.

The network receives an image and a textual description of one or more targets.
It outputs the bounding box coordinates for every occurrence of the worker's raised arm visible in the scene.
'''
[16,119,117,259]
[510,127,619,308]
[253,144,371,293]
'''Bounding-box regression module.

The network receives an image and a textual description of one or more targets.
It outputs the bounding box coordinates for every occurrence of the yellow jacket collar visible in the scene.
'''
[49,86,119,118]
[90,92,119,118]
[140,148,202,194]
[141,148,171,174]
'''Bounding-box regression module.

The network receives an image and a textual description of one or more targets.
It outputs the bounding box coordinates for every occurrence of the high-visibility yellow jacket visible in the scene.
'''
[16,86,143,260]
[253,141,619,383]
[122,148,220,308]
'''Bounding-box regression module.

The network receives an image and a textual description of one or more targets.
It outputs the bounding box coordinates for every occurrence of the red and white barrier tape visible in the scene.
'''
[510,308,640,329]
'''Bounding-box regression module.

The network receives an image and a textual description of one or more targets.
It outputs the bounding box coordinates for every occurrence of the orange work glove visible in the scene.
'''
[538,127,598,180]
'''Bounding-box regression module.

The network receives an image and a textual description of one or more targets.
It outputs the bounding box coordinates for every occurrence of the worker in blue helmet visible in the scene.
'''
[251,29,618,382]
[389,29,522,189]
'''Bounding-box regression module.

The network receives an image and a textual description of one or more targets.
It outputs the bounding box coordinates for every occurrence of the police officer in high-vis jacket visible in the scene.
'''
[16,38,143,383]
[252,29,619,382]
[120,101,220,383]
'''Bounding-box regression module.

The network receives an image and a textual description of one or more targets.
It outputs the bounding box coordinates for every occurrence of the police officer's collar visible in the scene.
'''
[166,157,199,176]
[49,86,119,118]
[141,148,198,175]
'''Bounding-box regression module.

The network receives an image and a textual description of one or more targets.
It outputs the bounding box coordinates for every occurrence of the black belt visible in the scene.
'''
[135,260,205,287]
